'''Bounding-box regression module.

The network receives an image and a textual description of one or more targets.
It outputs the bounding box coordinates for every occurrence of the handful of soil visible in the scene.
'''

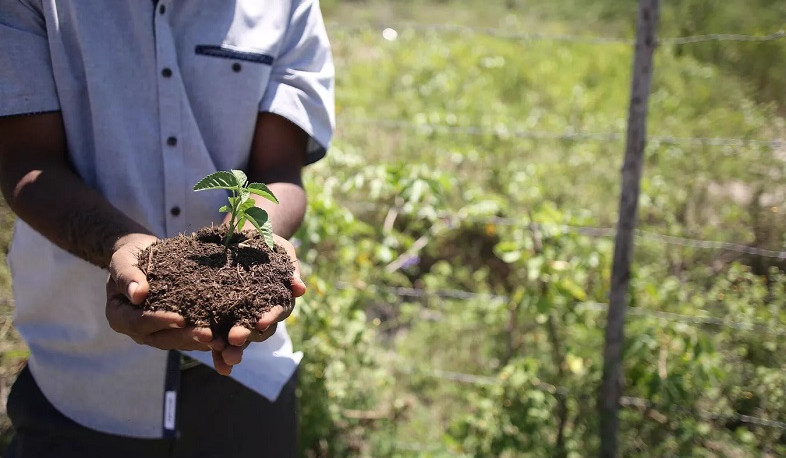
[137,226,295,341]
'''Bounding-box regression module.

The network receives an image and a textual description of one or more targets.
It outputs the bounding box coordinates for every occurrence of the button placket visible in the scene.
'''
[155,5,187,236]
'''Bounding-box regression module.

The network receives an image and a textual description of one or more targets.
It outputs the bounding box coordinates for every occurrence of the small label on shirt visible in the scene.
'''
[164,390,177,430]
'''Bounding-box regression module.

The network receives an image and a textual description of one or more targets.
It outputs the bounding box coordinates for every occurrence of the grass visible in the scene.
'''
[0,203,28,451]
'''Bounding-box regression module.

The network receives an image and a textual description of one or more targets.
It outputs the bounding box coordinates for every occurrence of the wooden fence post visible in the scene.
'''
[599,0,660,457]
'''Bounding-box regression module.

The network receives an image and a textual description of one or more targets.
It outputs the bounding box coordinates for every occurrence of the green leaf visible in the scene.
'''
[244,207,275,250]
[247,182,279,204]
[228,192,252,212]
[238,198,256,212]
[231,169,248,187]
[218,205,230,213]
[238,189,251,207]
[193,171,239,191]
[235,198,256,232]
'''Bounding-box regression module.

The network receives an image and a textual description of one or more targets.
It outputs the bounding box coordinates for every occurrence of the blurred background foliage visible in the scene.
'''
[1,0,786,456]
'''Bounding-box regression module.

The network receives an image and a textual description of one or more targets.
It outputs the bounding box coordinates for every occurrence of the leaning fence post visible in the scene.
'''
[599,0,660,456]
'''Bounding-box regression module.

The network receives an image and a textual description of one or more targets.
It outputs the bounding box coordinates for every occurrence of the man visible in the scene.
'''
[0,1,334,456]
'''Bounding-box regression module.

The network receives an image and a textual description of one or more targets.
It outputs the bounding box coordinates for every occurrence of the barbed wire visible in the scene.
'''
[357,282,508,303]
[664,31,786,45]
[396,358,567,394]
[618,396,786,430]
[635,231,786,259]
[329,22,786,46]
[340,117,785,149]
[341,200,786,259]
[578,302,786,337]
[336,281,786,336]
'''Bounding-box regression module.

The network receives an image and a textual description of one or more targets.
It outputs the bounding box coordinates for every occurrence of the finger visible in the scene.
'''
[127,281,149,306]
[244,328,264,343]
[227,326,251,347]
[256,306,291,330]
[212,349,232,376]
[209,338,227,352]
[106,296,185,336]
[288,252,305,298]
[259,322,277,341]
[193,327,213,343]
[221,345,244,366]
[243,321,278,344]
[110,251,150,306]
[273,235,306,298]
[290,274,306,298]
[142,328,212,351]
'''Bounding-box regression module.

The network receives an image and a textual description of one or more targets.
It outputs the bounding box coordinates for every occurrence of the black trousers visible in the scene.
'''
[5,363,298,458]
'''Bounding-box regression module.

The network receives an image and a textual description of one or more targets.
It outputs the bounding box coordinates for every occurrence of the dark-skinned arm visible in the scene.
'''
[212,112,310,375]
[0,112,150,268]
[0,112,213,352]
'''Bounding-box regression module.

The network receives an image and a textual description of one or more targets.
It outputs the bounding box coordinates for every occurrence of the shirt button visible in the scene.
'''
[161,68,173,78]
[166,136,177,146]
[170,206,181,217]
[159,4,166,14]
[232,63,242,72]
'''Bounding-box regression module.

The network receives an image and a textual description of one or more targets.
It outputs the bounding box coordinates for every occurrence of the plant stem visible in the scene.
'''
[225,190,237,248]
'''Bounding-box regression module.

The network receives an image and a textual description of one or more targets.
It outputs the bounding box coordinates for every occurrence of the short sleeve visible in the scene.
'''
[259,0,335,165]
[0,0,60,117]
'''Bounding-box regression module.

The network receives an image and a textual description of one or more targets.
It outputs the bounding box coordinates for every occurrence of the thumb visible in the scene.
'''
[127,280,149,305]
[291,274,306,298]
[110,247,151,306]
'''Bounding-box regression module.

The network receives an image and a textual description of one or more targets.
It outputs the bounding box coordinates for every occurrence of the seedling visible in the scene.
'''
[193,170,278,250]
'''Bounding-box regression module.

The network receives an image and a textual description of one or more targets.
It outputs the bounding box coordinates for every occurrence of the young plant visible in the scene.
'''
[193,170,278,250]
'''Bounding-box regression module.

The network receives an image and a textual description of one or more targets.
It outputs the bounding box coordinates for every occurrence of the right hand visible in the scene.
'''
[105,233,213,351]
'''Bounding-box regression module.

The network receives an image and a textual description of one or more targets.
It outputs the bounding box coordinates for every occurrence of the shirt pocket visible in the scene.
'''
[186,44,275,109]
[182,45,276,162]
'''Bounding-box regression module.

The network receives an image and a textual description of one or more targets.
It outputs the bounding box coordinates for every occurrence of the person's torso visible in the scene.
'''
[8,0,305,438]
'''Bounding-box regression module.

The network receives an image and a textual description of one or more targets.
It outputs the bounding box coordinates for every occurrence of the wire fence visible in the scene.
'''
[392,362,786,431]
[337,281,786,337]
[341,117,785,149]
[342,200,786,259]
[325,5,786,453]
[329,22,786,46]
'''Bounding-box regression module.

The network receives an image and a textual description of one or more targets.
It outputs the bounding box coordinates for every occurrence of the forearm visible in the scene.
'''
[230,112,309,239]
[0,112,150,268]
[1,165,152,268]
[257,180,306,239]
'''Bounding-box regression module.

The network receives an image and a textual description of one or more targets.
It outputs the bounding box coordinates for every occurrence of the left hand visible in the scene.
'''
[209,234,306,375]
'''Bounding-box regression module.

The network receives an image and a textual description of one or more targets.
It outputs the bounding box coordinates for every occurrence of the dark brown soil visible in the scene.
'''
[137,226,295,341]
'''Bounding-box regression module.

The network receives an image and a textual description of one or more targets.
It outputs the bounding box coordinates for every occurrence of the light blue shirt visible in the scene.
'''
[1,0,334,438]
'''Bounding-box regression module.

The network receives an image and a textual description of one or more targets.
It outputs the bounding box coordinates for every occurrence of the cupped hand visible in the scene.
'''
[105,233,213,351]
[209,233,306,375]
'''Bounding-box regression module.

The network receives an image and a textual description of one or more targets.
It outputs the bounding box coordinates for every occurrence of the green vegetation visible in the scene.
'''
[290,1,786,456]
[1,1,784,456]
[193,170,278,249]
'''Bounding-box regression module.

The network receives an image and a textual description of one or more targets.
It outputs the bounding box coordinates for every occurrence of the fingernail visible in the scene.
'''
[127,282,139,299]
